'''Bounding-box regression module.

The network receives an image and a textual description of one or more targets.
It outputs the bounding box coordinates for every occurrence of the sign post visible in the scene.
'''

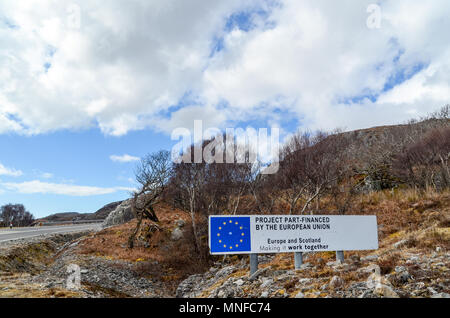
[294,252,303,269]
[209,215,378,271]
[250,254,259,275]
[336,250,345,263]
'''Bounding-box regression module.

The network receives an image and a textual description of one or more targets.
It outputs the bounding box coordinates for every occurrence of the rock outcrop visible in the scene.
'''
[102,199,134,228]
[176,249,450,298]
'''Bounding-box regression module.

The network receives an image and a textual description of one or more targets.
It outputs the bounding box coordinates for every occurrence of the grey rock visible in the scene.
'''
[170,227,183,241]
[329,276,344,289]
[249,266,270,281]
[359,290,373,298]
[102,199,134,228]
[393,239,408,249]
[175,219,186,228]
[397,272,412,284]
[362,255,378,262]
[408,256,420,263]
[427,287,438,295]
[374,284,399,298]
[300,263,313,270]
[349,282,368,290]
[431,293,450,298]
[415,282,425,289]
[260,278,273,288]
[395,266,406,273]
[217,290,226,298]
[295,291,305,298]
[359,264,381,274]
[216,266,235,279]
[298,278,312,285]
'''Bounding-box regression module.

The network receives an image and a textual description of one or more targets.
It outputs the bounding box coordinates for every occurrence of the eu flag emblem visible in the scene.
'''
[209,216,251,254]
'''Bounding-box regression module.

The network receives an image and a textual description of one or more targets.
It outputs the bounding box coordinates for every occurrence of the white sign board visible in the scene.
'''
[209,215,378,255]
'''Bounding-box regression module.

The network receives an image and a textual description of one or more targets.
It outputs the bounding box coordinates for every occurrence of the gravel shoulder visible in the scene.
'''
[0,229,172,297]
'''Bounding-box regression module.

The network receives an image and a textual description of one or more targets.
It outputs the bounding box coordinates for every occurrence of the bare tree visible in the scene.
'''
[277,132,312,214]
[128,150,172,249]
[171,158,205,253]
[277,130,352,214]
[169,135,257,253]
[348,105,449,191]
[225,143,253,215]
[0,204,35,227]
[393,126,450,190]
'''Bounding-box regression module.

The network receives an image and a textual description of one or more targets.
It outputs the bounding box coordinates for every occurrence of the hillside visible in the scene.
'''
[0,187,448,298]
[342,118,449,161]
[82,189,450,298]
[1,117,448,298]
[39,201,123,223]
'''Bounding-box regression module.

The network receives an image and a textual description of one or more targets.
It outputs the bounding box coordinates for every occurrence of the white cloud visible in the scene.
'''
[0,0,259,136]
[0,0,448,137]
[31,169,54,179]
[201,0,450,131]
[110,154,140,163]
[115,186,138,193]
[41,172,53,179]
[1,180,131,196]
[0,163,23,177]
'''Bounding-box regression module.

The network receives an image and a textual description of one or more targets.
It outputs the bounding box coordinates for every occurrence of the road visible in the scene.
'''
[0,224,100,243]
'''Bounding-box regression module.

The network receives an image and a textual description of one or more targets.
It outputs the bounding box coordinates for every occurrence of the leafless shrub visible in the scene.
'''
[128,150,172,248]
[0,204,35,227]
[393,126,450,190]
[277,130,352,214]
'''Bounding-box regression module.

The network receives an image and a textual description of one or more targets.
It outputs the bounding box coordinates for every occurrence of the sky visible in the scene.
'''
[0,0,449,218]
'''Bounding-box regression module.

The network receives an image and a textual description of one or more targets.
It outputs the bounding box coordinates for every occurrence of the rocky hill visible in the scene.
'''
[174,188,449,298]
[39,201,123,223]
[342,118,449,161]
[177,228,449,298]
[1,115,448,298]
[3,187,448,298]
[0,188,448,298]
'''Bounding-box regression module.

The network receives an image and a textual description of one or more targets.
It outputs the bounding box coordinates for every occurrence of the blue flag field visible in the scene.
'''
[209,216,251,254]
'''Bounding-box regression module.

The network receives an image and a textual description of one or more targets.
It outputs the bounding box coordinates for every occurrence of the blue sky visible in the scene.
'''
[0,0,449,218]
[0,129,168,216]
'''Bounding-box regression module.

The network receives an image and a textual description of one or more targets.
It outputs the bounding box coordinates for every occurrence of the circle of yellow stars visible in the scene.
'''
[216,219,245,250]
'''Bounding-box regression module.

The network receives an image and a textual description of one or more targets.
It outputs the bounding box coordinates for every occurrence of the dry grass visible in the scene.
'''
[377,252,402,275]
[239,187,449,243]
[82,281,131,298]
[77,203,191,261]
[415,227,450,250]
[210,187,450,297]
[75,202,211,294]
[73,188,449,296]
[0,272,82,298]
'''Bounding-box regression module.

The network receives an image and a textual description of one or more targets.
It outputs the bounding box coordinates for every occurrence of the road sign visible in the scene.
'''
[209,215,378,255]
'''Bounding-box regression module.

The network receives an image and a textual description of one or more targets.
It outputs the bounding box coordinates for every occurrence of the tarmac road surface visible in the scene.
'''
[0,224,100,243]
